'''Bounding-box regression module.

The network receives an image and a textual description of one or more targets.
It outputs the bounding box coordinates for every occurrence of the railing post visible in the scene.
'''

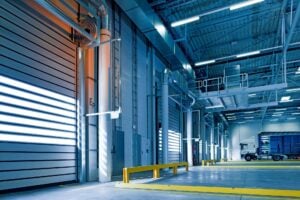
[185,163,189,171]
[173,166,178,174]
[123,168,129,183]
[153,167,160,178]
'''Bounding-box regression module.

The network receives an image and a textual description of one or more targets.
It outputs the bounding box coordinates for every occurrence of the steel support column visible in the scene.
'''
[162,70,169,164]
[98,29,112,182]
[186,109,193,166]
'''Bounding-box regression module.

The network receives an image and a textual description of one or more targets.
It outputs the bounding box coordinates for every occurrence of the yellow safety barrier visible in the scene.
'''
[202,160,216,166]
[123,162,188,183]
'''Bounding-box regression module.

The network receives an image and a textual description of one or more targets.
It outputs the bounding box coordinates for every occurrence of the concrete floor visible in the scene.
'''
[1,162,299,200]
[0,182,294,200]
[149,167,300,190]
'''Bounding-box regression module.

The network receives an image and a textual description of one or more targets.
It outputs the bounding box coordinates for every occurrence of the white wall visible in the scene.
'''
[229,120,300,160]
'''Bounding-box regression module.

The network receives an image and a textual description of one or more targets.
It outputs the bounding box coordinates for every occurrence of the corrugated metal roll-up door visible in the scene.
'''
[158,97,182,163]
[0,0,77,191]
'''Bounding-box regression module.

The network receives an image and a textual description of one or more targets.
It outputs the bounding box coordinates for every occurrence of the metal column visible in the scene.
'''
[162,70,169,164]
[186,109,193,166]
[98,29,112,182]
[210,117,215,160]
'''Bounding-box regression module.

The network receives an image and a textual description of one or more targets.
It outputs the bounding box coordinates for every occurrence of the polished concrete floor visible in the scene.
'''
[1,162,299,200]
[0,182,294,200]
[149,167,300,190]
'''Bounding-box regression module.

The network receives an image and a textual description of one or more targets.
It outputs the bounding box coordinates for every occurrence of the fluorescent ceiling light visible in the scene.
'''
[272,114,282,117]
[244,116,254,119]
[248,93,256,97]
[230,0,264,11]
[273,112,283,115]
[270,119,279,122]
[244,111,255,114]
[195,59,216,66]
[280,96,291,102]
[287,117,296,120]
[291,113,300,115]
[236,50,260,58]
[275,108,287,111]
[206,104,224,109]
[171,16,200,27]
[226,113,235,116]
[286,88,300,92]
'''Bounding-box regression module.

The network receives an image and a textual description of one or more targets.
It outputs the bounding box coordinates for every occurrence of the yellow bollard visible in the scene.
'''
[123,168,129,183]
[153,168,160,178]
[173,166,178,174]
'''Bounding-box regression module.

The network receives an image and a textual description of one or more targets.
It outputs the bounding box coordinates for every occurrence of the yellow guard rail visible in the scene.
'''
[123,162,188,183]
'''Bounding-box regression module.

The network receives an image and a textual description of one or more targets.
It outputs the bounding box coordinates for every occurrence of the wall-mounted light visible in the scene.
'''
[171,16,200,27]
[195,59,216,66]
[236,50,260,58]
[230,0,264,11]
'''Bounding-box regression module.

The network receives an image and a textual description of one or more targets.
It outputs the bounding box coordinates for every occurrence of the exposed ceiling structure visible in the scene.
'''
[148,0,300,123]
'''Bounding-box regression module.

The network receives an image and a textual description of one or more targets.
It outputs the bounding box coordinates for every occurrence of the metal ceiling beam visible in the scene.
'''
[207,101,278,113]
[284,2,300,53]
[193,41,300,68]
[114,0,194,77]
[197,83,287,100]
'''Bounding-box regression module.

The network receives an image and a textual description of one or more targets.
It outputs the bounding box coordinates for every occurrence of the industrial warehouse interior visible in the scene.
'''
[0,0,300,199]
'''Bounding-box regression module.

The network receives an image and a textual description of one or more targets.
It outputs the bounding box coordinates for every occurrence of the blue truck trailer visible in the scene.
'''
[244,132,300,161]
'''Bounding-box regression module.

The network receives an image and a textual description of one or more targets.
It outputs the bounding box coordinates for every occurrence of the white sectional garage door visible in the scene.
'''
[0,0,77,191]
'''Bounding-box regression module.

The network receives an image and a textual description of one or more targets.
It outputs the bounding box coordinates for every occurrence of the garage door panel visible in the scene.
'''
[0,49,75,84]
[0,143,76,152]
[0,167,76,181]
[0,161,76,171]
[0,0,76,52]
[0,174,77,191]
[1,38,75,76]
[0,0,78,191]
[0,12,75,62]
[0,26,75,67]
[0,58,75,93]
[0,152,76,161]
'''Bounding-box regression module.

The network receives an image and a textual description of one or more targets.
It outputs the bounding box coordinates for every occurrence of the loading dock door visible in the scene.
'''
[0,0,77,191]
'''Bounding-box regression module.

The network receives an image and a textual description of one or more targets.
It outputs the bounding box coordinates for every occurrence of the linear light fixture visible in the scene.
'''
[195,59,216,66]
[291,113,300,115]
[206,104,224,109]
[248,93,257,97]
[280,96,291,102]
[230,0,264,10]
[273,112,284,114]
[286,88,300,92]
[244,116,254,119]
[275,108,287,111]
[236,50,260,58]
[171,16,200,27]
[287,117,296,120]
[244,111,255,114]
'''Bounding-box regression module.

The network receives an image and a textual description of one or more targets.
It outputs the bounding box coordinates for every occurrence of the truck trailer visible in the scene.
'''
[244,132,300,161]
